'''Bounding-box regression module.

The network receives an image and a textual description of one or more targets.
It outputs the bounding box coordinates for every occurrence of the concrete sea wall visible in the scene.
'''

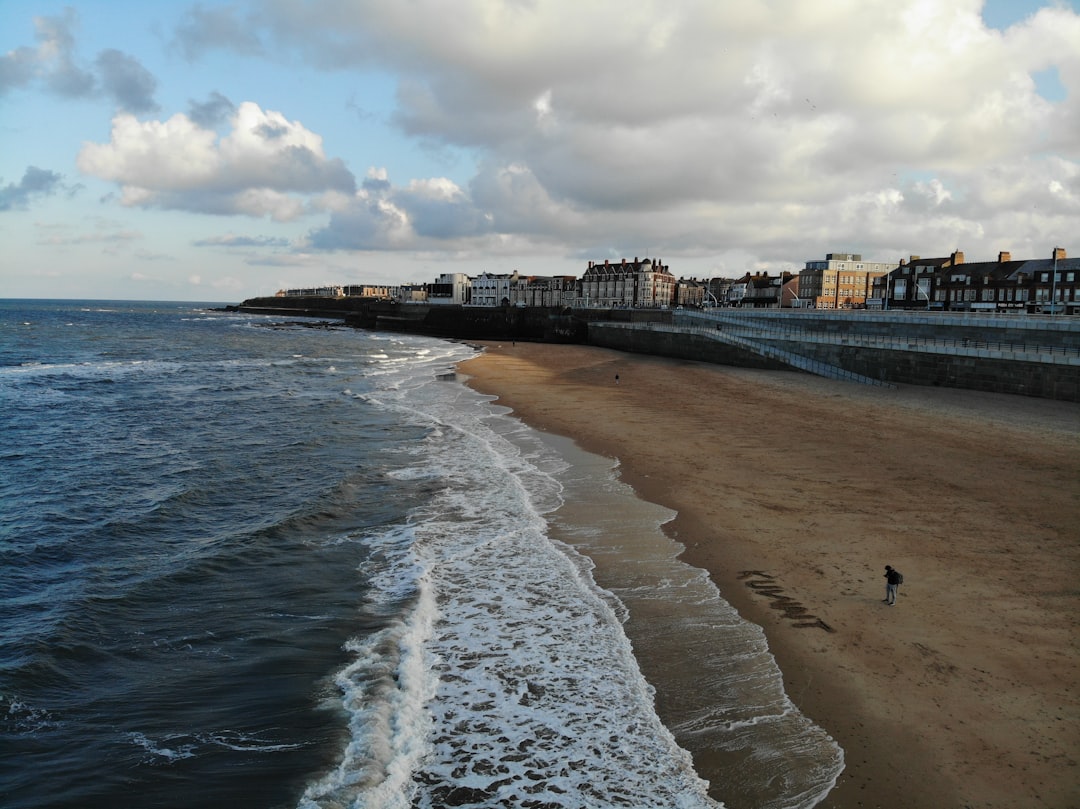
[590,310,1080,402]
[238,297,1080,401]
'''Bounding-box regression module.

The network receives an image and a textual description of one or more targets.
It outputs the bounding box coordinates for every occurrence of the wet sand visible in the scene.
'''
[459,341,1080,809]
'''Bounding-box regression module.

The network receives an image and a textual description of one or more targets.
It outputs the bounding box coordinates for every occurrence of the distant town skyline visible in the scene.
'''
[2,0,1077,302]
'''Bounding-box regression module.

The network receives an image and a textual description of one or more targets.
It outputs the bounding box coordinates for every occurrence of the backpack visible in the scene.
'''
[896,571,904,585]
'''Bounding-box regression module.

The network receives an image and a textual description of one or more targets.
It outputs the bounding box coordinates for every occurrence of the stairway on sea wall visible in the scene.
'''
[589,310,1080,402]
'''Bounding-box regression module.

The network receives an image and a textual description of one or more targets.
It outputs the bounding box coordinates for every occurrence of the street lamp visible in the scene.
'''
[916,280,930,310]
[1050,249,1059,314]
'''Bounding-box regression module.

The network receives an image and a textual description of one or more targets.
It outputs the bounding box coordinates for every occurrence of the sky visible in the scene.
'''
[1,0,1078,302]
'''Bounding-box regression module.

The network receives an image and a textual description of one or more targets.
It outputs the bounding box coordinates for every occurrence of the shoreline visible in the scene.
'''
[458,341,1080,809]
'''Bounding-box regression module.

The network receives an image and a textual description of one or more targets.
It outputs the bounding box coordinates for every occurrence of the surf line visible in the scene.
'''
[738,571,835,633]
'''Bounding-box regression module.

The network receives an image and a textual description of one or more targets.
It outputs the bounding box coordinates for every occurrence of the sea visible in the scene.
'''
[0,299,843,809]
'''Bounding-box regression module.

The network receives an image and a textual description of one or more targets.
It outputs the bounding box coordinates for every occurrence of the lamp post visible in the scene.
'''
[916,279,930,310]
[1050,249,1059,314]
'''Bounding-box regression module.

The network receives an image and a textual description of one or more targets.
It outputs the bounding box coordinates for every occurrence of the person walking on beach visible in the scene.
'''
[883,565,902,605]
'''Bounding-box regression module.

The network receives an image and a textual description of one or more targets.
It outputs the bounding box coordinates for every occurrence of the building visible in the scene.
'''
[704,277,737,306]
[509,275,578,308]
[799,253,896,309]
[868,253,956,310]
[780,274,804,308]
[392,284,428,303]
[579,257,675,308]
[426,273,471,305]
[739,272,798,308]
[674,278,707,308]
[342,285,392,298]
[724,278,748,306]
[470,272,518,307]
[871,247,1080,313]
[279,285,344,297]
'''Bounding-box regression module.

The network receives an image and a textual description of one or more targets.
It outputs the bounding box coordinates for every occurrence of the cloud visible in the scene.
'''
[192,233,291,247]
[0,166,65,211]
[307,168,496,250]
[78,101,356,221]
[33,217,143,252]
[172,4,266,60]
[96,49,159,113]
[179,0,1078,265]
[188,91,237,129]
[0,9,94,98]
[1,9,159,112]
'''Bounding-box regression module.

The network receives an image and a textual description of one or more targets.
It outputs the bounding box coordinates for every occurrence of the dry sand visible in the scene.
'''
[459,341,1080,809]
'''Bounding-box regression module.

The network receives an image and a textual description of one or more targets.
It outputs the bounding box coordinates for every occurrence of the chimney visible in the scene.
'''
[1053,247,1067,261]
[998,251,1011,263]
[951,250,964,265]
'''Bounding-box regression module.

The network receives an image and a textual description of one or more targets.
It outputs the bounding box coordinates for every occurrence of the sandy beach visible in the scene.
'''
[459,342,1080,809]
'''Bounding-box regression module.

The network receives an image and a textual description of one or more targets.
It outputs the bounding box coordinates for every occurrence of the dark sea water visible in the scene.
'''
[1,300,842,809]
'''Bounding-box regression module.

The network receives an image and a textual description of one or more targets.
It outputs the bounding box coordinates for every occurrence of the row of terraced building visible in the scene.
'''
[277,246,1079,315]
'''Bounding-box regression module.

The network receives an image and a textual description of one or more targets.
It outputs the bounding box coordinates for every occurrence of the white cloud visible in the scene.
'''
[228,0,1075,264]
[77,102,356,220]
[20,0,1072,291]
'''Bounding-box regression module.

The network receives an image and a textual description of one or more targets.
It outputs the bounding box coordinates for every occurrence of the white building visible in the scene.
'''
[427,273,471,305]
[470,272,518,306]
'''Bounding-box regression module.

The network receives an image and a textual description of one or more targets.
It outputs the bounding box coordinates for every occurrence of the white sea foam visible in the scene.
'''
[128,731,198,763]
[302,337,719,808]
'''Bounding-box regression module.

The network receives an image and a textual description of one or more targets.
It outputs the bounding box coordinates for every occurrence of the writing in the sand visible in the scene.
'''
[738,571,835,632]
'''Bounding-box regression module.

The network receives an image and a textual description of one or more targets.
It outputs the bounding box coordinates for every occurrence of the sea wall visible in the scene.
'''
[589,313,1080,401]
[782,341,1076,400]
[239,297,587,342]
[587,323,789,371]
[237,297,1080,401]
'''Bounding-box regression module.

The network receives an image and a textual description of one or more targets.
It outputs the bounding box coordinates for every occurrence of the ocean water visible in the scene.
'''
[1,300,842,809]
